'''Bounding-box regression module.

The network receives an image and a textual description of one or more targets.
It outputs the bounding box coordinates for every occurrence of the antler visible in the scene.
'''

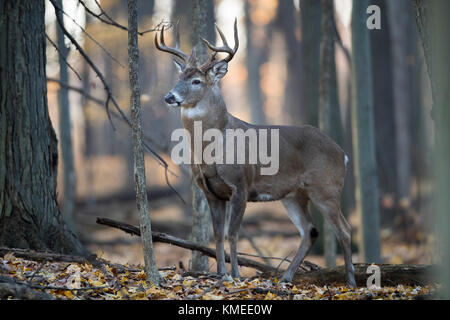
[201,18,239,63]
[154,22,188,63]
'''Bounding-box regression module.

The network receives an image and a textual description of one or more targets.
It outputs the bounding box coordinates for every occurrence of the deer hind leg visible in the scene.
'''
[279,193,318,283]
[309,190,356,288]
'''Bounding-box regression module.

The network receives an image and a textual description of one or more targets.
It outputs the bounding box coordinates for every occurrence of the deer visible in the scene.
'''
[154,19,357,288]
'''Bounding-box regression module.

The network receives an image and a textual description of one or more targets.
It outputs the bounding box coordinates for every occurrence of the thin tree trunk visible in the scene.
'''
[300,0,324,254]
[386,0,412,213]
[127,0,161,284]
[300,0,321,127]
[189,0,214,272]
[55,0,76,233]
[351,0,381,263]
[318,0,338,267]
[0,0,86,255]
[370,0,397,214]
[245,0,267,125]
[276,0,305,124]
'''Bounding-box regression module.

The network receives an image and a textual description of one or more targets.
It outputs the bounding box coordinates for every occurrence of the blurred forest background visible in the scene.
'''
[43,0,436,275]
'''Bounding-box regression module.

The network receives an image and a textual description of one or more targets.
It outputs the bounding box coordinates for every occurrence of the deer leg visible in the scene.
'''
[309,193,356,288]
[227,187,247,279]
[279,195,318,283]
[207,198,227,275]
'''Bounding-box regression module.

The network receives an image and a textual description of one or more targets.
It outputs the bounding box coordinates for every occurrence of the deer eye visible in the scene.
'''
[192,79,201,85]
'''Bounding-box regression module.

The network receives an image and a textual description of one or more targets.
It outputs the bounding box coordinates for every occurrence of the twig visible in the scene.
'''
[96,217,278,274]
[46,77,173,157]
[27,259,48,284]
[50,0,184,203]
[275,250,294,273]
[45,34,82,80]
[52,0,124,68]
[237,251,292,263]
[240,226,272,266]
[47,77,103,105]
[78,0,172,36]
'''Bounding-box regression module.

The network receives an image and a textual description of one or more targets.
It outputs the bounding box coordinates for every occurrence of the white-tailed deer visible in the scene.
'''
[155,20,356,287]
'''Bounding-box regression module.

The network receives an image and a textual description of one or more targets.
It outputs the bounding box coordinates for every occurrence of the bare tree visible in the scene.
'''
[55,0,76,234]
[300,0,321,127]
[190,0,214,272]
[276,0,304,124]
[127,0,161,284]
[351,0,381,263]
[414,0,450,298]
[0,0,86,255]
[318,0,340,267]
[386,0,413,215]
[300,0,324,255]
[245,0,268,125]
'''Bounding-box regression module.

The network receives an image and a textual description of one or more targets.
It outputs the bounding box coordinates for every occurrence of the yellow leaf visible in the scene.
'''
[183,278,195,287]
[63,290,75,299]
[173,285,183,293]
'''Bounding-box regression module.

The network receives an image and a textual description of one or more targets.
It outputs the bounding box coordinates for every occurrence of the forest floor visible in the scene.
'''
[0,196,438,300]
[0,251,437,300]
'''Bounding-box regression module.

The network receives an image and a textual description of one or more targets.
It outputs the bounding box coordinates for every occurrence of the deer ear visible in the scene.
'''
[173,59,185,73]
[208,61,228,83]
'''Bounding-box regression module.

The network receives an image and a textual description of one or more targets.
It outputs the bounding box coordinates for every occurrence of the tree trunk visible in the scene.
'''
[370,0,397,214]
[421,0,450,299]
[245,0,268,125]
[0,0,86,255]
[300,0,321,127]
[351,0,381,263]
[318,0,339,267]
[276,0,305,124]
[386,0,412,214]
[189,0,214,272]
[300,0,324,254]
[55,0,76,233]
[127,0,161,284]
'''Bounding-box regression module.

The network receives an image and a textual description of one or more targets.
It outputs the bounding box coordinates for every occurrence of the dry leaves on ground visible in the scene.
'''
[0,252,437,300]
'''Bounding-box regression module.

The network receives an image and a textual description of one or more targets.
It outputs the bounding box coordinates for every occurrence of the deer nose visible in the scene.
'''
[164,92,176,104]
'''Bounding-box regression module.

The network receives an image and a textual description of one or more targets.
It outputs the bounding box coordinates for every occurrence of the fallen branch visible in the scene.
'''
[96,217,278,274]
[0,282,55,300]
[267,263,439,287]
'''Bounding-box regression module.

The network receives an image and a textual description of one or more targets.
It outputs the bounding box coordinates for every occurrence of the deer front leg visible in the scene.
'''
[207,198,227,275]
[227,186,247,279]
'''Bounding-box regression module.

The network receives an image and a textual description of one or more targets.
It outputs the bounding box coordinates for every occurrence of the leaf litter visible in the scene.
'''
[0,252,437,300]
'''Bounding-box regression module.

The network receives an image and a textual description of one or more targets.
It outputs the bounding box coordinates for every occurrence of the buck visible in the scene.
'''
[155,20,356,287]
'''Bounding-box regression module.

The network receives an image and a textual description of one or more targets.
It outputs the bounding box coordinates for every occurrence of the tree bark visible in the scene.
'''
[189,0,214,272]
[370,0,397,207]
[55,0,76,234]
[425,0,450,299]
[245,0,268,125]
[351,0,381,263]
[300,0,321,127]
[386,0,413,212]
[0,0,86,255]
[127,0,161,284]
[318,0,338,267]
[300,0,324,254]
[276,0,305,124]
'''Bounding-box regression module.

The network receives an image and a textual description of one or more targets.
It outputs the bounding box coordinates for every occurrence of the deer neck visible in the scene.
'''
[181,85,229,133]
